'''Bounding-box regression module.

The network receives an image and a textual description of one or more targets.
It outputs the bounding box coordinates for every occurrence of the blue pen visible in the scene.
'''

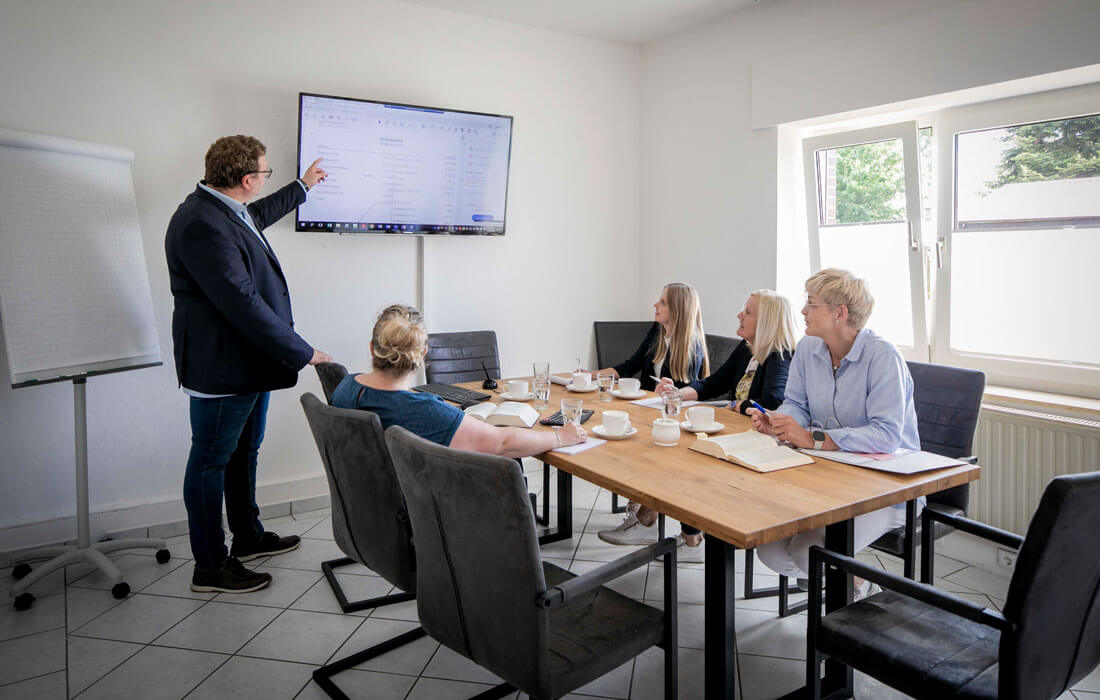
[747,400,767,415]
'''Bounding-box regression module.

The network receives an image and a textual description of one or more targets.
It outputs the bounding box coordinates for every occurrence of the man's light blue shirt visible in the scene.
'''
[776,328,920,455]
[184,180,309,399]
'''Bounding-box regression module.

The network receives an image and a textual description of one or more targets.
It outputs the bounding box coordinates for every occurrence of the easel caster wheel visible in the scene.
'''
[155,549,171,564]
[14,593,35,611]
[12,563,32,580]
[111,582,130,599]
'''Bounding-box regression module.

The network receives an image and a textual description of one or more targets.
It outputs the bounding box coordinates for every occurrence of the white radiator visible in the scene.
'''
[971,405,1100,534]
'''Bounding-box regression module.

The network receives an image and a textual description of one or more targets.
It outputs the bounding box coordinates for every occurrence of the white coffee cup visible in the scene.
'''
[618,377,641,395]
[687,405,715,428]
[506,379,529,396]
[601,410,631,436]
[572,372,592,390]
[652,417,680,446]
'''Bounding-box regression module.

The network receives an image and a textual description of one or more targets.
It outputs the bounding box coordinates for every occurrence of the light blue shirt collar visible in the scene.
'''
[811,327,872,366]
[198,182,249,217]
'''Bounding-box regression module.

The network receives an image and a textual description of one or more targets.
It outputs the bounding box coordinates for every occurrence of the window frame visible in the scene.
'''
[802,121,930,362]
[930,83,1100,397]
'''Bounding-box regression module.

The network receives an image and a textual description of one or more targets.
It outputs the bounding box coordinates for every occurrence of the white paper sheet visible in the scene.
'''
[551,437,607,454]
[800,449,968,474]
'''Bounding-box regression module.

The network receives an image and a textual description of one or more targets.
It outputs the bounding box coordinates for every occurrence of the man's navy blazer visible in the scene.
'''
[165,182,313,395]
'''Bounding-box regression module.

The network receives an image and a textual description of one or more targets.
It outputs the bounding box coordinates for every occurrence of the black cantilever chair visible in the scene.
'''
[805,471,1100,700]
[868,361,985,578]
[314,361,349,403]
[386,424,679,700]
[299,393,426,698]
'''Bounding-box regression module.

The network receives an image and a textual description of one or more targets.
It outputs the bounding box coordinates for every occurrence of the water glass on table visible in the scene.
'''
[660,386,682,420]
[596,371,615,402]
[533,376,551,410]
[561,398,584,425]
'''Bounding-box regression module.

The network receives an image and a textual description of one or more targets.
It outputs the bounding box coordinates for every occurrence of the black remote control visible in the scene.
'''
[540,409,595,426]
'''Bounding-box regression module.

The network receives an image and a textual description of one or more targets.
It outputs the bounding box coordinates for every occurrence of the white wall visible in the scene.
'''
[0,0,639,542]
[638,0,1100,336]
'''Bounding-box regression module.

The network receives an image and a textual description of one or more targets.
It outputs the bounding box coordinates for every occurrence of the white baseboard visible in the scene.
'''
[0,475,329,566]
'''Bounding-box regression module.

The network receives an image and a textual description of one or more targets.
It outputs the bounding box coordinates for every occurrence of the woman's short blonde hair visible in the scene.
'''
[805,268,874,329]
[371,304,428,375]
[747,290,798,363]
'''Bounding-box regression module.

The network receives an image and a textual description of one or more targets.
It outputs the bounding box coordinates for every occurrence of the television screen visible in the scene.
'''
[296,93,513,235]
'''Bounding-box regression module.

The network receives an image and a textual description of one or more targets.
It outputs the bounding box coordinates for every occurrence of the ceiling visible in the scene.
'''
[395,0,759,44]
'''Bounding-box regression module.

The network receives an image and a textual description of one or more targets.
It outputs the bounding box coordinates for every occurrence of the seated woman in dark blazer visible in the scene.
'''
[594,282,710,392]
[609,290,798,559]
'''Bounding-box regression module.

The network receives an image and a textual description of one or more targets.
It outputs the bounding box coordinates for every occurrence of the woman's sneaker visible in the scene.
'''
[676,534,706,562]
[598,513,659,545]
[191,557,272,593]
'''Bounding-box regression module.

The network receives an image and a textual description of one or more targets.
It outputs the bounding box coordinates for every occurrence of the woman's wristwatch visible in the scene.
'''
[811,429,826,450]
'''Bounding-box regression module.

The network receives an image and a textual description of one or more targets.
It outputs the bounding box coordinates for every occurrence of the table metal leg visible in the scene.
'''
[705,536,738,699]
[537,464,573,546]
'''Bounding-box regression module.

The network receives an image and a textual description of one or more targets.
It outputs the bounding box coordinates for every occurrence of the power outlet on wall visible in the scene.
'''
[997,548,1017,570]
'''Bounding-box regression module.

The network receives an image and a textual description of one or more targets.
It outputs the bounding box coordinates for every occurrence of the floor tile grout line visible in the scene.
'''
[0,667,68,691]
[67,638,146,698]
[0,621,67,645]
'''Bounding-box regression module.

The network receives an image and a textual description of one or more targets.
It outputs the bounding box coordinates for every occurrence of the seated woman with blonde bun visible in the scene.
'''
[331,304,586,456]
[750,269,920,600]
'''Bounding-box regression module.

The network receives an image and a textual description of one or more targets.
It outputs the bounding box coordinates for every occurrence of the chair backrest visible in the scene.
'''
[425,331,500,384]
[1000,471,1100,700]
[594,321,654,372]
[299,393,416,592]
[314,361,349,403]
[907,361,985,511]
[385,425,549,691]
[705,333,739,372]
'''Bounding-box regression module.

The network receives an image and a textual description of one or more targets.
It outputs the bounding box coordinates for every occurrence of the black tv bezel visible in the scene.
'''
[295,92,513,236]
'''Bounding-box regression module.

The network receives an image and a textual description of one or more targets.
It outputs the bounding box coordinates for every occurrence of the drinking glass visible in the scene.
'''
[561,398,583,425]
[596,371,615,402]
[533,377,551,410]
[533,361,550,381]
[661,386,682,420]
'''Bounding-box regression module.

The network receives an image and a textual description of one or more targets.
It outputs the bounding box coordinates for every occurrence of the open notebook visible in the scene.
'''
[689,430,813,472]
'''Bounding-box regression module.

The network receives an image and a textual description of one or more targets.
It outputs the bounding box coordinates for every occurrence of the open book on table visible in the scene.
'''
[464,401,539,428]
[689,430,813,472]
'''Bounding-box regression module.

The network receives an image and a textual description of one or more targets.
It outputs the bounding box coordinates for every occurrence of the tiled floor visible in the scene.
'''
[3,467,1098,700]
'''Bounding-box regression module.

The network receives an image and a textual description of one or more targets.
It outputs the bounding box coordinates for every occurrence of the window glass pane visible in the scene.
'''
[918,127,933,226]
[816,139,906,225]
[950,228,1100,365]
[956,114,1100,225]
[819,222,914,347]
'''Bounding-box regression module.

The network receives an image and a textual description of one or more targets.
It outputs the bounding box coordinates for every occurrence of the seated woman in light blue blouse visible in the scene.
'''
[750,268,920,595]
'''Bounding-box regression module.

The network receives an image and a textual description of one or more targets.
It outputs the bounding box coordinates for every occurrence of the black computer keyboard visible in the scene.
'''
[412,383,491,406]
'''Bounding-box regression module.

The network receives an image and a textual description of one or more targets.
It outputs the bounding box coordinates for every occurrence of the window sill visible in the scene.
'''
[983,385,1100,420]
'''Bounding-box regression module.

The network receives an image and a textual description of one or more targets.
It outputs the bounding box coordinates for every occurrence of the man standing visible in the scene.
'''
[166,135,332,593]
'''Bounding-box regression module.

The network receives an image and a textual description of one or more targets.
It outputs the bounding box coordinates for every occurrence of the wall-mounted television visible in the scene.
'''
[296,93,513,235]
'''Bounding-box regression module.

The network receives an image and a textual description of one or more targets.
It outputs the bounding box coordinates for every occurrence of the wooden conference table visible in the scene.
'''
[458,378,981,699]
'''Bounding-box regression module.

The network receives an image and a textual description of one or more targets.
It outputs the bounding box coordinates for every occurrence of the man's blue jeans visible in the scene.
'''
[184,392,269,571]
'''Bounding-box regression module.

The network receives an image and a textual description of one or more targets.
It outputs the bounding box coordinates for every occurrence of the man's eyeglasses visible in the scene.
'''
[245,169,273,180]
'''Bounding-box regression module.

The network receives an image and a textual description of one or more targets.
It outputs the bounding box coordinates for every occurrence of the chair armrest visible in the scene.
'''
[961,455,979,464]
[923,505,1024,550]
[537,537,677,608]
[808,546,1012,632]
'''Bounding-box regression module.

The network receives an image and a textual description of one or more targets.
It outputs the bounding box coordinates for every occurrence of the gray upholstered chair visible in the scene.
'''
[385,425,679,700]
[425,330,501,385]
[594,320,653,372]
[804,471,1100,700]
[868,361,985,577]
[299,393,426,697]
[704,333,739,379]
[314,361,349,403]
